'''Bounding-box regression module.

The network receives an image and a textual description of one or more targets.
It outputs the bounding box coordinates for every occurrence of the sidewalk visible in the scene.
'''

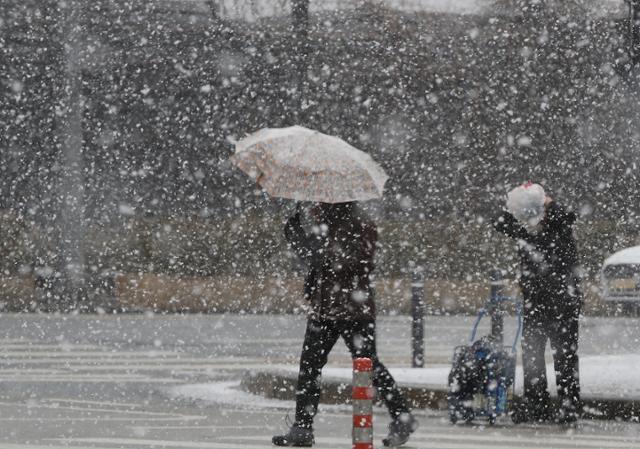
[240,355,640,420]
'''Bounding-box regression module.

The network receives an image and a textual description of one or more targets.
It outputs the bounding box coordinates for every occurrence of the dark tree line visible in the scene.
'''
[1,0,640,287]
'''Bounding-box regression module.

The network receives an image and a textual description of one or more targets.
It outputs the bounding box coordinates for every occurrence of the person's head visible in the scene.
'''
[309,202,356,228]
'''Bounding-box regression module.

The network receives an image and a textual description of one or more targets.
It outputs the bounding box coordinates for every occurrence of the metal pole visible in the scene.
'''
[291,0,309,124]
[490,269,504,345]
[411,267,425,368]
[52,0,86,311]
[205,0,217,19]
[631,0,640,65]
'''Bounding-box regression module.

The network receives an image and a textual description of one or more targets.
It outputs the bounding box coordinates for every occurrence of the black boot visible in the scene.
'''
[510,401,553,424]
[382,412,418,447]
[272,424,314,447]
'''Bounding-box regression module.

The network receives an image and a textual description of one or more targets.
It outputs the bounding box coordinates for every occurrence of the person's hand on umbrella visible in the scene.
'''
[286,204,302,227]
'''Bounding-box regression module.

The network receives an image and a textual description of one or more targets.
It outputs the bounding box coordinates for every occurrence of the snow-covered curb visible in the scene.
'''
[261,355,640,400]
[169,355,640,407]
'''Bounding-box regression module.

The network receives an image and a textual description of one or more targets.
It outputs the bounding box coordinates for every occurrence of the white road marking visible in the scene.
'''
[0,344,99,350]
[0,362,273,370]
[0,352,183,358]
[0,401,205,418]
[0,376,181,383]
[575,431,640,442]
[40,398,143,407]
[52,438,273,448]
[0,348,176,354]
[129,425,267,430]
[207,338,301,344]
[0,417,208,422]
[52,436,629,449]
[0,338,273,390]
[409,432,640,448]
[0,445,113,449]
[228,431,640,449]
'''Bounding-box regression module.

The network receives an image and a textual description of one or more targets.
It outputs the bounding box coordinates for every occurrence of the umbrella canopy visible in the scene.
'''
[230,126,388,203]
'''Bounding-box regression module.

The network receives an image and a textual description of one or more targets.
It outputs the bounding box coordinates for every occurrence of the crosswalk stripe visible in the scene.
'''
[229,431,640,449]
[0,417,207,422]
[0,376,181,383]
[0,401,205,418]
[0,344,99,350]
[0,360,272,367]
[39,398,163,408]
[409,432,640,448]
[52,436,632,449]
[0,351,189,358]
[52,438,288,448]
[0,444,111,449]
[0,339,276,390]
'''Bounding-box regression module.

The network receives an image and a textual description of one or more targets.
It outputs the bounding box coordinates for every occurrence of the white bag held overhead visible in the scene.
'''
[506,182,546,227]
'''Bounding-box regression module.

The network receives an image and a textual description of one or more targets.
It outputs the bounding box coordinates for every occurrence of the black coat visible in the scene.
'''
[493,201,582,318]
[284,210,377,321]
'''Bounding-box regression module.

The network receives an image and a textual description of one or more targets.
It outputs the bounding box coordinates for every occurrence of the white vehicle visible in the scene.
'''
[601,246,640,314]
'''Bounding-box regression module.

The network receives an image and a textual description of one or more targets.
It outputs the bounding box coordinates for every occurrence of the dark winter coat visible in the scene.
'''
[493,201,582,318]
[284,205,377,320]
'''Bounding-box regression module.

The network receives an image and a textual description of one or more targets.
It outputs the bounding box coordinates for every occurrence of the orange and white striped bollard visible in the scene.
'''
[352,357,374,449]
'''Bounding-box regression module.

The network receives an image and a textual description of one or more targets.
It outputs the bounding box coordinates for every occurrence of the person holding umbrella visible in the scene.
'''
[231,126,418,447]
[492,182,582,424]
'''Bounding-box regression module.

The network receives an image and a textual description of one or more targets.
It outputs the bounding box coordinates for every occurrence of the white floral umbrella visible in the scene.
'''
[230,126,388,203]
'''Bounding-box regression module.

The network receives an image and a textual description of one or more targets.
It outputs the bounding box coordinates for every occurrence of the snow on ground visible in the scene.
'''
[282,354,640,399]
[314,354,640,399]
[170,354,640,405]
[603,246,640,266]
[217,0,483,21]
[216,0,624,22]
[168,380,354,414]
[168,380,293,409]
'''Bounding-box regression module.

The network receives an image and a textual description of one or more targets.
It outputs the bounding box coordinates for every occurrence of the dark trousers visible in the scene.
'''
[294,318,410,428]
[521,310,581,412]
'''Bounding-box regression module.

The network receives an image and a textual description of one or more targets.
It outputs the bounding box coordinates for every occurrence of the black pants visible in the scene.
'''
[521,309,581,412]
[294,318,410,428]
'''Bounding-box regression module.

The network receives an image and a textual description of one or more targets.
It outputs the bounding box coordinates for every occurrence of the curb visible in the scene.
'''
[240,370,640,421]
[241,370,456,411]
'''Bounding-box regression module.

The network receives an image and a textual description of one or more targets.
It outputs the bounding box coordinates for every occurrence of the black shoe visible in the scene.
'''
[510,406,530,424]
[510,404,553,424]
[382,412,418,447]
[272,424,314,447]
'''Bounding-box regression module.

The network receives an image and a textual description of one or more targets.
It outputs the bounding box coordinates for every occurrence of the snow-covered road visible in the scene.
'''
[0,313,638,448]
[168,380,640,449]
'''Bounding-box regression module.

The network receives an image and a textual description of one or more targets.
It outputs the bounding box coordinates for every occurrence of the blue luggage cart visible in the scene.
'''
[447,298,522,425]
